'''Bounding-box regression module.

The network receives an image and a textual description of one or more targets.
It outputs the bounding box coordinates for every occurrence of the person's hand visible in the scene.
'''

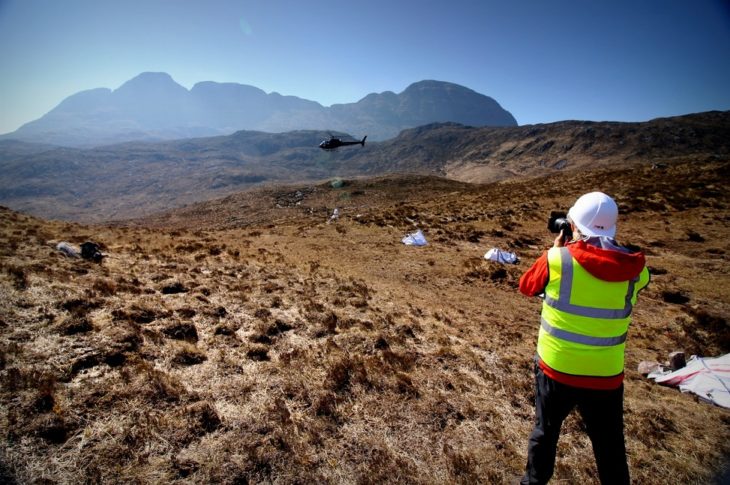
[553,229,566,247]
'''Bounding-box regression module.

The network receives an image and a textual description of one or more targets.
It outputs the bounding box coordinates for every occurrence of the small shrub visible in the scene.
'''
[136,364,188,402]
[254,308,272,320]
[322,312,338,334]
[116,277,143,294]
[314,392,338,420]
[684,307,730,353]
[6,265,28,290]
[445,446,480,483]
[186,401,222,434]
[108,323,143,352]
[60,298,101,317]
[71,353,103,375]
[175,242,204,253]
[662,290,690,305]
[33,390,55,413]
[394,372,419,397]
[163,322,199,342]
[162,282,188,294]
[325,356,368,393]
[176,307,197,319]
[247,345,270,361]
[172,343,207,366]
[92,278,117,296]
[687,230,705,242]
[490,268,507,281]
[30,414,76,444]
[268,319,293,337]
[250,334,272,345]
[57,317,93,335]
[113,305,170,324]
[263,282,282,293]
[172,458,199,479]
[382,350,418,372]
[214,325,236,336]
[104,351,126,368]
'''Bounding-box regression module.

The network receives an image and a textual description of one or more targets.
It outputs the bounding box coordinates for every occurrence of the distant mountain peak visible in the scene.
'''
[405,80,467,90]
[115,72,187,94]
[191,81,266,95]
[401,80,487,99]
[125,71,177,83]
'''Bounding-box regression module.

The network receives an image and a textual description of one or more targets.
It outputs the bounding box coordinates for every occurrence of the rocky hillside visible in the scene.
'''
[365,110,730,182]
[3,73,516,146]
[0,111,727,222]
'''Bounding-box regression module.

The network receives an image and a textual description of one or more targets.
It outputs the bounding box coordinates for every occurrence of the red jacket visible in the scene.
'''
[520,239,646,296]
[520,239,647,389]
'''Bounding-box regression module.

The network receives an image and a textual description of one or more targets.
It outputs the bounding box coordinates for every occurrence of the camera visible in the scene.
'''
[547,211,573,240]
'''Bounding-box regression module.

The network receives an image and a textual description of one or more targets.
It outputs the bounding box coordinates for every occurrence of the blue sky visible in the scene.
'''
[1,0,729,134]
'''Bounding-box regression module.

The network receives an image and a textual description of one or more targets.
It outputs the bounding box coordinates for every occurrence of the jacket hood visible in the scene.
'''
[567,239,645,282]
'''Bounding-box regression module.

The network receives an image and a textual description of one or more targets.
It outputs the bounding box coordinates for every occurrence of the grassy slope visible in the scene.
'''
[0,159,728,483]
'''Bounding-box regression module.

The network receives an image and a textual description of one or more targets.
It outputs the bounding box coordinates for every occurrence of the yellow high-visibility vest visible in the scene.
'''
[537,247,650,377]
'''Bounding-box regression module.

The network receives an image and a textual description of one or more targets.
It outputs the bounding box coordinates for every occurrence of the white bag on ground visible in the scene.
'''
[402,230,427,246]
[484,248,519,264]
[648,353,730,409]
[56,242,80,258]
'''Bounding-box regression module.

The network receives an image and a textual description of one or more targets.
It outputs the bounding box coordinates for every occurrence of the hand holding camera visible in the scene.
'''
[548,211,573,247]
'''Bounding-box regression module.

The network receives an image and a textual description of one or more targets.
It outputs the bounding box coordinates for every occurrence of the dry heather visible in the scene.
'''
[1,159,729,484]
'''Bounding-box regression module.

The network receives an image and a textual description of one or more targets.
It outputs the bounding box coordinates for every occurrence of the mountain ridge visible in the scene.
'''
[0,110,727,222]
[4,73,517,146]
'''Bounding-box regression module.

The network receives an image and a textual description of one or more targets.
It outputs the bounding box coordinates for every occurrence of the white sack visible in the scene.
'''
[56,242,80,258]
[402,230,427,246]
[484,248,519,264]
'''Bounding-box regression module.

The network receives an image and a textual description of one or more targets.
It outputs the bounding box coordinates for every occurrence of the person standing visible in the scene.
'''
[519,192,650,485]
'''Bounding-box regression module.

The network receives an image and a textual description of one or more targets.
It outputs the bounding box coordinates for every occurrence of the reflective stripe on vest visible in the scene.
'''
[544,247,638,320]
[541,316,627,346]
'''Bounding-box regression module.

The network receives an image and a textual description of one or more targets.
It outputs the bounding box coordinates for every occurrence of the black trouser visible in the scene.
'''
[521,361,630,485]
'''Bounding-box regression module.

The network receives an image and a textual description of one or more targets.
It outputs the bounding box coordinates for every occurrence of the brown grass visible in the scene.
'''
[0,159,729,483]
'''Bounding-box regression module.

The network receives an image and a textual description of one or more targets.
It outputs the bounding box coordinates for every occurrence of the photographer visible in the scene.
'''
[518,192,650,485]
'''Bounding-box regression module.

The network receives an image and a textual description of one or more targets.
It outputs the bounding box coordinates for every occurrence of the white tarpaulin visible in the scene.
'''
[648,353,730,409]
[484,248,519,264]
[402,230,427,246]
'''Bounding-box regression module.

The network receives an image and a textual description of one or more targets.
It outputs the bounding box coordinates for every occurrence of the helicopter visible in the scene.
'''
[319,134,367,150]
